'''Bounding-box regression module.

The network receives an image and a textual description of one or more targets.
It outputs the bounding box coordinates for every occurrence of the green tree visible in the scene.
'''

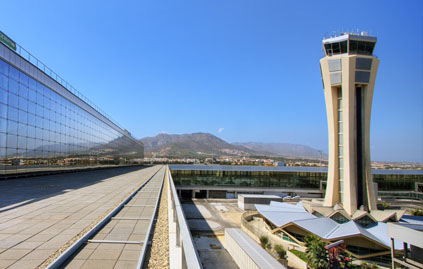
[274,244,287,259]
[305,234,328,269]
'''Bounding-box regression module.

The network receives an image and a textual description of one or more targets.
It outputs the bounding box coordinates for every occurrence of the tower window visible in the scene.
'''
[332,42,340,54]
[349,40,375,55]
[340,41,348,54]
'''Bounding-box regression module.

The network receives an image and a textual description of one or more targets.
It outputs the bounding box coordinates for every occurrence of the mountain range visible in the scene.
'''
[140,132,326,159]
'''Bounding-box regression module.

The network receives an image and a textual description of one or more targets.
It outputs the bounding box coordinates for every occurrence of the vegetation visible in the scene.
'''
[259,235,271,250]
[274,244,287,259]
[305,234,328,269]
[411,209,423,216]
[381,201,390,209]
[289,249,307,262]
[360,261,379,268]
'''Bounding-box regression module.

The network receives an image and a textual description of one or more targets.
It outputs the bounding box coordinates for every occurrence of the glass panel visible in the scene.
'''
[325,43,332,56]
[17,136,26,149]
[0,132,6,147]
[7,134,18,148]
[349,40,358,54]
[332,42,340,54]
[340,41,348,54]
[9,79,18,95]
[338,146,343,156]
[0,59,8,75]
[338,110,343,121]
[8,93,19,108]
[338,121,343,133]
[7,120,18,135]
[358,41,366,55]
[19,97,28,112]
[8,107,18,121]
[0,103,7,118]
[0,74,7,90]
[365,42,375,55]
[9,66,19,81]
[19,84,28,99]
[0,90,7,106]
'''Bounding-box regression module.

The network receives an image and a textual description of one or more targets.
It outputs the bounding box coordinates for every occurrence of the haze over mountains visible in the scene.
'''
[233,142,326,159]
[140,133,326,159]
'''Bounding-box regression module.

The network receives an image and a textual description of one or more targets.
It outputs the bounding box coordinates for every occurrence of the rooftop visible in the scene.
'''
[323,32,377,44]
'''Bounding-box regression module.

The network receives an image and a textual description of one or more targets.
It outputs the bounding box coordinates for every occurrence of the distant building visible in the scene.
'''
[237,194,282,210]
[320,32,379,216]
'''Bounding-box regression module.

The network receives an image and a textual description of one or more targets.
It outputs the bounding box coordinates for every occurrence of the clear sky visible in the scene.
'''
[1,0,422,162]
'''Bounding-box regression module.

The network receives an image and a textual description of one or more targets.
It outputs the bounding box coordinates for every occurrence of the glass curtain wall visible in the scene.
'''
[0,58,143,175]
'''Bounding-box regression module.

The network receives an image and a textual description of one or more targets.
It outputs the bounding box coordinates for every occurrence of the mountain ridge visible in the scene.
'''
[233,141,327,159]
[140,132,325,159]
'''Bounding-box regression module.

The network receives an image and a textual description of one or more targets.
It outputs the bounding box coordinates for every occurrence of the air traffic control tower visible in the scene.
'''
[320,32,379,216]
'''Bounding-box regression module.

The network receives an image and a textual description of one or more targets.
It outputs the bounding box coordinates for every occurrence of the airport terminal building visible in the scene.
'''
[0,32,143,176]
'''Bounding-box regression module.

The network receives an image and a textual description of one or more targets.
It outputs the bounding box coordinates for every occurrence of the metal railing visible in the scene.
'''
[12,42,124,131]
[167,166,202,269]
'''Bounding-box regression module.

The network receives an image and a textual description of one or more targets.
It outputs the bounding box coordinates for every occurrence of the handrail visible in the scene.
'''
[167,165,202,269]
[8,40,125,133]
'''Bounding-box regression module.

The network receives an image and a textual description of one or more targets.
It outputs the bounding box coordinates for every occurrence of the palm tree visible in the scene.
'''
[305,234,328,269]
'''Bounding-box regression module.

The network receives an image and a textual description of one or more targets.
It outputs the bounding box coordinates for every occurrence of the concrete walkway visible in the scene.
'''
[0,165,162,269]
[63,167,165,268]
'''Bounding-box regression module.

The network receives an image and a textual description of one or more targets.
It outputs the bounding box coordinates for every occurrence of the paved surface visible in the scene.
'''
[0,165,162,269]
[182,199,242,233]
[182,199,242,269]
[62,167,165,269]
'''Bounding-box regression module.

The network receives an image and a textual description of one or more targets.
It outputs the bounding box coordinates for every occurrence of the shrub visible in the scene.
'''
[411,209,423,216]
[381,202,390,209]
[259,235,271,249]
[361,261,379,268]
[274,244,287,259]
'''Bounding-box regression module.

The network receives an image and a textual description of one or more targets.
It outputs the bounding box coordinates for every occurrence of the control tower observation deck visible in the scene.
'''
[320,32,379,216]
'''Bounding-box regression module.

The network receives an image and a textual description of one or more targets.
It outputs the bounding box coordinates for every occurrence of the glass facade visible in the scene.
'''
[170,167,423,193]
[324,39,375,56]
[171,169,325,189]
[0,57,143,176]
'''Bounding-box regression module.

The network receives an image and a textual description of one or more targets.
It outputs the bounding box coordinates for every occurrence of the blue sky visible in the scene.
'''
[1,0,422,162]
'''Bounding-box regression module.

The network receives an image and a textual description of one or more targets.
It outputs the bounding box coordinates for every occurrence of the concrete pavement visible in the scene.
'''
[0,165,162,269]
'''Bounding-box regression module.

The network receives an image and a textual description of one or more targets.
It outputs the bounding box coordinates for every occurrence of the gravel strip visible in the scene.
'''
[146,174,170,268]
[36,171,157,269]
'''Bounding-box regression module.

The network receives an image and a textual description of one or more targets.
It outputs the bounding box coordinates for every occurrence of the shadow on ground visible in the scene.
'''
[0,166,148,213]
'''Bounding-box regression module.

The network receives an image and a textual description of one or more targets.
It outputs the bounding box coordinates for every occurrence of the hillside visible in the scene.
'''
[140,133,253,158]
[140,132,326,160]
[233,142,327,159]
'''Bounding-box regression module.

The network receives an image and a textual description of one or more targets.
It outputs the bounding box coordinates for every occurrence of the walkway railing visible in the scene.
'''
[167,166,202,269]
